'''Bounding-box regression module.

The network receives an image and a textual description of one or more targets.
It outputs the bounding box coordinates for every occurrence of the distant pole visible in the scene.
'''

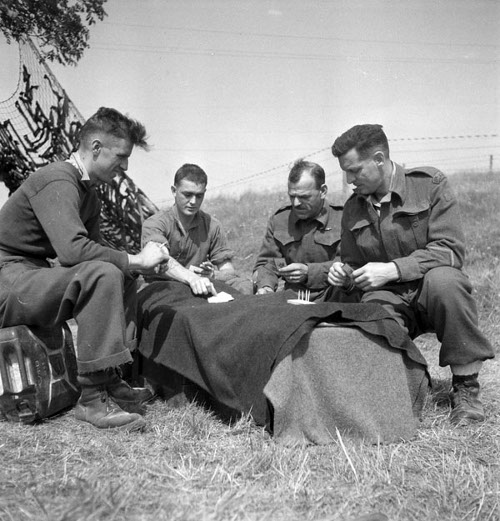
[489,155,493,174]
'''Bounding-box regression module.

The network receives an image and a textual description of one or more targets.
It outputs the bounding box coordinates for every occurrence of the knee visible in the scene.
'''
[422,267,472,304]
[424,266,469,288]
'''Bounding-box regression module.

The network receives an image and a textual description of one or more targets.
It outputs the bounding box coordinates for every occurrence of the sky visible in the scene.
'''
[1,0,499,208]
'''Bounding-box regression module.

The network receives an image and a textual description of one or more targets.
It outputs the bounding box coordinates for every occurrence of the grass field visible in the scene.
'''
[1,171,499,521]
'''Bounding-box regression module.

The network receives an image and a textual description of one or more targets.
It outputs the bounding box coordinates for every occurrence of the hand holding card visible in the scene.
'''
[274,258,287,274]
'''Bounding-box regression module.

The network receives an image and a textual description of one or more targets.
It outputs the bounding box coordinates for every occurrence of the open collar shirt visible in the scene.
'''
[141,204,234,269]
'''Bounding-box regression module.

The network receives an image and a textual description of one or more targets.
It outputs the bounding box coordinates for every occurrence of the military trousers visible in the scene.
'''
[0,258,136,374]
[350,267,494,367]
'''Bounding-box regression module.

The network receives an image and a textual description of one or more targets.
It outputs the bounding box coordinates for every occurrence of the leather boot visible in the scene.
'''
[450,374,485,424]
[105,368,155,415]
[75,371,146,431]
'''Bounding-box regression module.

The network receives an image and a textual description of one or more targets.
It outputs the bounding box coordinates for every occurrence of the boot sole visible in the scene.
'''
[114,416,146,432]
[75,406,147,431]
[75,414,147,432]
[450,412,485,425]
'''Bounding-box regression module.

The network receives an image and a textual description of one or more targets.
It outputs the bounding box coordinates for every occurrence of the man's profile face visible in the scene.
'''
[172,178,206,219]
[338,148,386,197]
[288,171,327,221]
[90,135,133,186]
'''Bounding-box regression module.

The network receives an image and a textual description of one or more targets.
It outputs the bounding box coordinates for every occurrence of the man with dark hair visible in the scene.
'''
[142,163,252,294]
[328,123,494,424]
[173,162,207,186]
[0,107,170,431]
[253,159,343,301]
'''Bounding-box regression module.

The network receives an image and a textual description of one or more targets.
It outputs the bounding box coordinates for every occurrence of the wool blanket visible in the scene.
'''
[265,323,429,443]
[137,281,429,441]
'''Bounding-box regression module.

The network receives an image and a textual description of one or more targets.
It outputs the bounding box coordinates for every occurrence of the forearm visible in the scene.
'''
[254,265,279,290]
[392,247,461,282]
[213,260,236,281]
[161,257,201,285]
[158,257,216,295]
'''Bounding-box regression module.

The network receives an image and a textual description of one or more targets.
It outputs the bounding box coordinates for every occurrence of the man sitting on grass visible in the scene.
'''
[327,123,494,424]
[0,107,170,432]
[141,163,252,294]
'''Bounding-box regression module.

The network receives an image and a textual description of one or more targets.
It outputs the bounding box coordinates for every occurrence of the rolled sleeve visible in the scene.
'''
[141,213,170,248]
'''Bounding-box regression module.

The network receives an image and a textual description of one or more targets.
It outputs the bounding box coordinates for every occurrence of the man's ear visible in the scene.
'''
[91,139,102,157]
[320,183,328,198]
[171,185,176,196]
[373,150,386,167]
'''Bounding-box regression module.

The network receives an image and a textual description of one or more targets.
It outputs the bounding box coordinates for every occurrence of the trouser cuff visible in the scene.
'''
[77,349,133,375]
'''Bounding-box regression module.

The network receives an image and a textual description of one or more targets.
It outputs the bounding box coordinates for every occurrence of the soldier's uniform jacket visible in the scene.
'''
[253,199,343,299]
[341,163,465,282]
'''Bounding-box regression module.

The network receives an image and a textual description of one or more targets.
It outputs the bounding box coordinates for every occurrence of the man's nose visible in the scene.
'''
[120,158,129,171]
[292,197,301,207]
[346,172,356,184]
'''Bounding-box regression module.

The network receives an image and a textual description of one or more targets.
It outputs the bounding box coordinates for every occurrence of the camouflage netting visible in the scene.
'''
[0,38,158,253]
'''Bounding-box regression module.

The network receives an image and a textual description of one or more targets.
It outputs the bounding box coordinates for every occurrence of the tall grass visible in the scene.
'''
[1,171,499,521]
[203,189,289,274]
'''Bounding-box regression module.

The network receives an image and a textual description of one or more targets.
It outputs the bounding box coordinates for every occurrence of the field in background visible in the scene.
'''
[1,171,499,521]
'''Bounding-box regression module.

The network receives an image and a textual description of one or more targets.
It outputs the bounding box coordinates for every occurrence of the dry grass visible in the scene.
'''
[1,171,499,521]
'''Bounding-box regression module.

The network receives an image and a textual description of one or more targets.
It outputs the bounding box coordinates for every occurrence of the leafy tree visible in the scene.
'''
[0,0,107,65]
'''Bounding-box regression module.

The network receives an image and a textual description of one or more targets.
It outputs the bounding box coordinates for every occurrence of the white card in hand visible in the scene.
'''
[207,291,234,304]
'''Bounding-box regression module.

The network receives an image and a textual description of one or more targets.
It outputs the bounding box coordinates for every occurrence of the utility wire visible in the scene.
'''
[89,43,498,64]
[101,21,500,49]
[207,135,499,191]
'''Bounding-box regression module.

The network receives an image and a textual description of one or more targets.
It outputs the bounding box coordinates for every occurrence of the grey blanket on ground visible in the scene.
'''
[137,281,429,443]
[265,323,429,444]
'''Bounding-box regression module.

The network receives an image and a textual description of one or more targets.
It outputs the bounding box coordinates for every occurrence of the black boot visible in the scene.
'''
[450,374,485,424]
[105,368,155,415]
[75,371,146,431]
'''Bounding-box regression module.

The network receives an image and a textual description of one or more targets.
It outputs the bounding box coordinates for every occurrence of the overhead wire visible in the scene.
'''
[205,135,499,192]
[89,43,498,64]
[101,21,500,50]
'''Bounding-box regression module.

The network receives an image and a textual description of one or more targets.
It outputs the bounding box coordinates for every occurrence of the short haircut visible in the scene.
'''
[78,107,149,150]
[174,164,208,186]
[288,159,325,189]
[331,124,390,159]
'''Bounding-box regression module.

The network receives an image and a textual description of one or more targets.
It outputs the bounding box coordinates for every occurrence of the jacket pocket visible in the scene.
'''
[313,228,341,247]
[393,208,430,251]
[274,229,297,247]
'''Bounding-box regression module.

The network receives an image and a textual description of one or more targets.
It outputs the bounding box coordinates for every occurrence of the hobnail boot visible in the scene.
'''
[106,368,155,415]
[450,379,485,424]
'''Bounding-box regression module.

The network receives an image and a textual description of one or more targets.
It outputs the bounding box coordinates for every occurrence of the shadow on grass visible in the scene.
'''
[427,377,451,408]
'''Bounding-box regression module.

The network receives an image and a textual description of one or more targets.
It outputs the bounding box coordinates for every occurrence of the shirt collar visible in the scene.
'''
[290,200,329,228]
[66,152,90,181]
[387,162,407,203]
[172,204,201,233]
